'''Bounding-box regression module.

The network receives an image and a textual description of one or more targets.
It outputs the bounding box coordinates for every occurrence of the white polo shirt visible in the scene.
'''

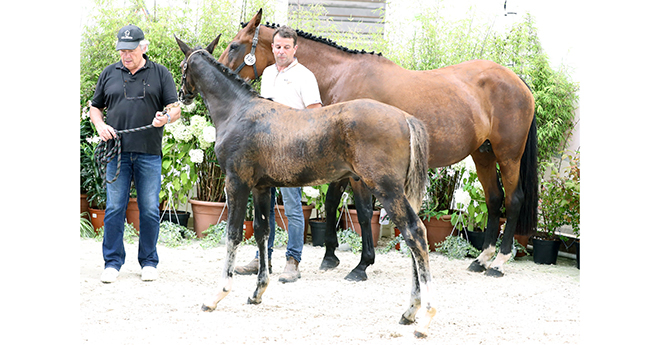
[260,58,322,110]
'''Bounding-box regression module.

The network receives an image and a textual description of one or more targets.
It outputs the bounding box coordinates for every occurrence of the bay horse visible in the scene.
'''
[218,9,538,280]
[175,35,437,337]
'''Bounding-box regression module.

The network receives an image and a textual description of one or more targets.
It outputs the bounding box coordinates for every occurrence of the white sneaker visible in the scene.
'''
[100,267,119,283]
[141,266,158,281]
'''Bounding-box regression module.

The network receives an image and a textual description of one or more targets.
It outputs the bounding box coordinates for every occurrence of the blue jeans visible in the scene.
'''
[259,187,304,263]
[103,153,162,270]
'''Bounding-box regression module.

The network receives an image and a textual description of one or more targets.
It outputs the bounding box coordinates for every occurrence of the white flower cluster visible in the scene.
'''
[164,114,216,152]
[189,148,204,163]
[302,186,320,199]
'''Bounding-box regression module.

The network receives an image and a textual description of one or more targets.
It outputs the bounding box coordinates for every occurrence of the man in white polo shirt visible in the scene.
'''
[234,25,322,283]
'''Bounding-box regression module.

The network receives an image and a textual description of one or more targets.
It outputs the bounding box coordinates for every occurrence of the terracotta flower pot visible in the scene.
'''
[423,215,455,252]
[89,208,105,234]
[341,209,381,245]
[126,197,140,233]
[80,194,90,220]
[189,199,229,238]
[243,220,254,240]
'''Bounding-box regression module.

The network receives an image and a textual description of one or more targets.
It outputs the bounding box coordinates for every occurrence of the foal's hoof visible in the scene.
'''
[319,255,340,271]
[467,260,487,273]
[413,330,428,339]
[201,304,215,312]
[344,268,368,282]
[399,315,415,325]
[247,297,262,305]
[485,267,504,278]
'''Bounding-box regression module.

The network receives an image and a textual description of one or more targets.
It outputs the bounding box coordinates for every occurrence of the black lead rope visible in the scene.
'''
[94,123,155,184]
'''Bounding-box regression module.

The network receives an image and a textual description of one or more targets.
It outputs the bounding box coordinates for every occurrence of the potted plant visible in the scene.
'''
[534,150,580,265]
[243,193,254,241]
[451,168,489,248]
[161,113,216,228]
[419,163,467,251]
[80,108,106,233]
[303,184,329,246]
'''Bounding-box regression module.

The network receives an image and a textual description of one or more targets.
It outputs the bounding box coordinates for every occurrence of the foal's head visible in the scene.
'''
[175,34,222,105]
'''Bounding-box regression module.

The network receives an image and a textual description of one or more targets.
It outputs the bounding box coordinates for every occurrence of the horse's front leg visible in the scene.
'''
[344,179,376,281]
[319,179,348,271]
[247,187,272,304]
[201,180,250,312]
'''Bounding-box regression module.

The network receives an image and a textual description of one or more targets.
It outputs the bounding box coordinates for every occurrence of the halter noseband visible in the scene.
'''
[231,25,261,81]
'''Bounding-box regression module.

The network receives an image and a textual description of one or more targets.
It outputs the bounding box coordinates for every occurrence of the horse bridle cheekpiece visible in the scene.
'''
[231,25,260,80]
[179,49,206,101]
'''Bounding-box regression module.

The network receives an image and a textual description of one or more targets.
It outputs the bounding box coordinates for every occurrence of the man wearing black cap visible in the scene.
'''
[90,24,182,283]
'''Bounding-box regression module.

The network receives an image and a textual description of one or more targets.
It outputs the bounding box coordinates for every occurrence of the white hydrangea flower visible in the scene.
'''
[303,186,320,199]
[190,115,207,138]
[202,126,216,143]
[189,149,204,163]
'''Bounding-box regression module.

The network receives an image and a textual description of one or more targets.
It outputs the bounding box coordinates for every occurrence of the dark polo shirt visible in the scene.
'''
[91,54,178,155]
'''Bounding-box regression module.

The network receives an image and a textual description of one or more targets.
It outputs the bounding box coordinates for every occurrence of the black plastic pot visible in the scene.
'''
[310,219,325,247]
[466,230,486,250]
[160,210,190,227]
[532,238,561,265]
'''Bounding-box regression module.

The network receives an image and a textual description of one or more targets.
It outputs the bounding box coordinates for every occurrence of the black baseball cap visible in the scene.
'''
[116,24,145,51]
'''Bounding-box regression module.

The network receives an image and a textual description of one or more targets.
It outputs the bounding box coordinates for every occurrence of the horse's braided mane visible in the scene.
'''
[240,21,383,56]
[192,46,261,97]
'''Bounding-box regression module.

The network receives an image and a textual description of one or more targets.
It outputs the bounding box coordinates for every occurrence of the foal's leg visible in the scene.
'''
[382,196,436,338]
[344,179,376,281]
[201,181,250,312]
[247,187,272,304]
[319,179,349,270]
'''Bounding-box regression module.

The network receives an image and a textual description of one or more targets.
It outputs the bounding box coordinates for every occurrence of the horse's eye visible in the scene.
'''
[230,42,240,52]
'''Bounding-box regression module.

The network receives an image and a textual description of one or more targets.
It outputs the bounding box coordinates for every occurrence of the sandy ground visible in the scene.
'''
[80,238,579,344]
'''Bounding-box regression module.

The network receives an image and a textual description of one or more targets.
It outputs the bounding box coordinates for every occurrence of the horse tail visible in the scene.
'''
[515,108,539,236]
[404,116,430,213]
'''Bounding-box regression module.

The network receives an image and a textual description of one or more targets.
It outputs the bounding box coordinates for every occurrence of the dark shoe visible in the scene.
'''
[235,258,272,275]
[279,256,301,283]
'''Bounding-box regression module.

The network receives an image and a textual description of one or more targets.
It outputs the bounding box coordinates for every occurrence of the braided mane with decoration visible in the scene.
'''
[241,21,384,56]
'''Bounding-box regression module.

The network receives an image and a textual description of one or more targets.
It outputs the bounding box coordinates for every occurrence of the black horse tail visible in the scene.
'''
[404,116,430,213]
[515,114,538,236]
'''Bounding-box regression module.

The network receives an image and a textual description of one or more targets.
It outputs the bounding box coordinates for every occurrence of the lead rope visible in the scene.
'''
[94,123,155,184]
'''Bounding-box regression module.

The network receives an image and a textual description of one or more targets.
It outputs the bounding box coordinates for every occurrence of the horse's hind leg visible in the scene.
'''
[344,179,376,282]
[319,179,349,271]
[201,180,250,311]
[381,194,436,338]
[467,152,504,274]
[247,187,272,304]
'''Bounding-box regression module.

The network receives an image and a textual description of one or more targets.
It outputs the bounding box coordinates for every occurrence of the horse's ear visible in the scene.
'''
[175,35,192,56]
[249,8,262,28]
[206,34,222,54]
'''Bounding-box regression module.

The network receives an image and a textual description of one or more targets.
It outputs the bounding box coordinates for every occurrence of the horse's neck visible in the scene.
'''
[295,39,400,103]
[192,62,252,121]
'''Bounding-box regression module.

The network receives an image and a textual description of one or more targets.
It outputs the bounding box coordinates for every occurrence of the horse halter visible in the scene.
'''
[231,25,261,81]
[178,49,206,102]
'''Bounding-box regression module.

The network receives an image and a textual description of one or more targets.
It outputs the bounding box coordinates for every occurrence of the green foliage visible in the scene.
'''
[538,151,580,239]
[337,229,362,254]
[80,213,96,238]
[159,221,196,247]
[437,236,481,260]
[302,184,329,218]
[420,165,466,220]
[200,222,227,249]
[451,169,489,232]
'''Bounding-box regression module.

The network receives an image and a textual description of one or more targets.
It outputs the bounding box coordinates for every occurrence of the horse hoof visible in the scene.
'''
[319,256,340,271]
[247,296,262,305]
[201,304,215,312]
[467,260,487,273]
[485,267,504,278]
[344,269,367,282]
[399,315,415,325]
[413,330,428,339]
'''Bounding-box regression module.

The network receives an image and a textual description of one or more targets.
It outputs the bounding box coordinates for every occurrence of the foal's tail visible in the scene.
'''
[404,116,430,213]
